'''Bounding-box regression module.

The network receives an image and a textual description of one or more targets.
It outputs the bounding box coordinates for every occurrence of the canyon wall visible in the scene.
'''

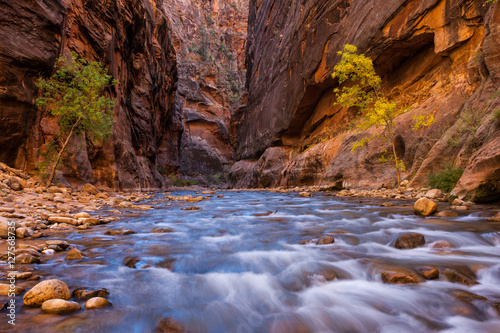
[163,0,248,177]
[0,0,178,190]
[232,0,500,202]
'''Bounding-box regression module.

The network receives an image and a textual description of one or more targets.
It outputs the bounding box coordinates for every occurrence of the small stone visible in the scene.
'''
[442,268,479,286]
[316,236,335,245]
[181,207,201,211]
[451,198,464,206]
[104,228,136,236]
[47,186,63,194]
[418,266,439,280]
[395,233,425,249]
[463,201,475,207]
[16,253,41,264]
[414,198,438,216]
[85,297,112,309]
[379,268,424,284]
[80,217,100,225]
[425,189,444,199]
[47,245,64,251]
[41,299,81,315]
[48,216,78,225]
[299,192,311,197]
[46,240,69,249]
[74,212,90,219]
[381,202,396,207]
[12,272,33,279]
[217,195,224,198]
[155,317,185,333]
[451,290,488,303]
[65,248,84,260]
[123,256,141,268]
[16,227,32,239]
[81,183,98,195]
[151,228,174,233]
[451,205,469,211]
[72,287,110,300]
[0,283,25,296]
[435,210,459,217]
[431,240,453,249]
[23,279,71,306]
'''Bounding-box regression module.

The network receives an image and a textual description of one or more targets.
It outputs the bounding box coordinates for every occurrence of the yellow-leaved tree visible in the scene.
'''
[331,44,406,186]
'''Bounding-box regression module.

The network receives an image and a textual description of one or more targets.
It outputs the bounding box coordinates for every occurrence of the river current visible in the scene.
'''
[7,191,500,332]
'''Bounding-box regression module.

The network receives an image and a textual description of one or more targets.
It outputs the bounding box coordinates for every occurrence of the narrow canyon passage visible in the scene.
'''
[4,192,500,332]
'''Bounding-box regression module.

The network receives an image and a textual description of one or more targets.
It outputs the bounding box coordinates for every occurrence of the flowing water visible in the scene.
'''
[5,191,500,332]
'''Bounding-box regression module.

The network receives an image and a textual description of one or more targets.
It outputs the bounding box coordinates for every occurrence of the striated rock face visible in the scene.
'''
[163,0,249,177]
[0,0,178,190]
[234,0,500,201]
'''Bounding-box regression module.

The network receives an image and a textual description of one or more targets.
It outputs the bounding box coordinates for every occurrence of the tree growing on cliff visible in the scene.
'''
[331,44,407,185]
[36,52,117,186]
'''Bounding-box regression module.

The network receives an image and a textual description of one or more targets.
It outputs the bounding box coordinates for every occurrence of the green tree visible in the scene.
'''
[36,52,117,186]
[332,44,406,186]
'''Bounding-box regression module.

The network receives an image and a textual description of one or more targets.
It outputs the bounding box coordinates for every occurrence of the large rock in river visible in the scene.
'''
[414,198,437,216]
[23,279,71,307]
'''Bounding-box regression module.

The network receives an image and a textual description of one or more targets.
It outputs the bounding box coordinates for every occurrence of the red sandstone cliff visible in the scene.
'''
[163,0,248,177]
[232,0,500,202]
[0,0,178,190]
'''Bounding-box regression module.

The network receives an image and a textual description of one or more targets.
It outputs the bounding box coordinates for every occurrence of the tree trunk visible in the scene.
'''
[391,141,401,188]
[46,116,81,187]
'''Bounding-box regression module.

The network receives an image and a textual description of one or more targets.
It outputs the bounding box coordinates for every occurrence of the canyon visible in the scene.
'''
[0,0,499,202]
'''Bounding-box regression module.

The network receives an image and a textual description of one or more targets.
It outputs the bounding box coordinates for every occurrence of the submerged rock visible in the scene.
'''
[379,268,424,284]
[394,233,425,249]
[417,266,439,280]
[316,236,335,245]
[155,317,185,333]
[104,228,136,236]
[442,268,479,286]
[72,287,110,300]
[23,279,71,306]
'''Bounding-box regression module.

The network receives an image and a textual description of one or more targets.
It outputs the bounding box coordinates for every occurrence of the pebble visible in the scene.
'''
[85,297,112,309]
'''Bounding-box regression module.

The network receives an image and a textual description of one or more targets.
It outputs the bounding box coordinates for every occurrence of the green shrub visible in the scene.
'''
[427,164,464,192]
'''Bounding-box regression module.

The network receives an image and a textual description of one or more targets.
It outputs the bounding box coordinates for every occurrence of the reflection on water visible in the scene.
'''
[6,191,500,332]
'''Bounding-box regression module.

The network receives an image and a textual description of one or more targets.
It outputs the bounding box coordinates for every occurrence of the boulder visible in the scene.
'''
[414,198,438,216]
[41,299,81,315]
[47,186,63,194]
[81,183,98,195]
[394,233,425,249]
[23,279,71,306]
[85,297,112,309]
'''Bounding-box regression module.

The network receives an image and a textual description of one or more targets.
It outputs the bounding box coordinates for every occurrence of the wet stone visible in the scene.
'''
[451,290,488,303]
[85,297,112,309]
[442,268,479,286]
[379,269,424,284]
[23,279,71,306]
[65,248,84,260]
[414,198,437,216]
[395,233,425,249]
[72,287,110,300]
[46,240,69,249]
[105,228,136,236]
[418,266,439,280]
[155,317,185,333]
[123,256,141,268]
[41,299,81,315]
[436,210,459,217]
[0,283,25,296]
[151,228,174,233]
[316,236,335,245]
[47,245,64,252]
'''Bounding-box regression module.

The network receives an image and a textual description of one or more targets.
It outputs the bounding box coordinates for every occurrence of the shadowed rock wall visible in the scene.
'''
[0,0,178,190]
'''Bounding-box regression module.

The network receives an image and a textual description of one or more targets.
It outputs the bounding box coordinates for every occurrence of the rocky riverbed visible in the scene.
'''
[1,163,500,332]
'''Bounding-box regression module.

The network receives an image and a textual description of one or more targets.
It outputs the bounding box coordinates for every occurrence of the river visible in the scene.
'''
[7,191,500,332]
